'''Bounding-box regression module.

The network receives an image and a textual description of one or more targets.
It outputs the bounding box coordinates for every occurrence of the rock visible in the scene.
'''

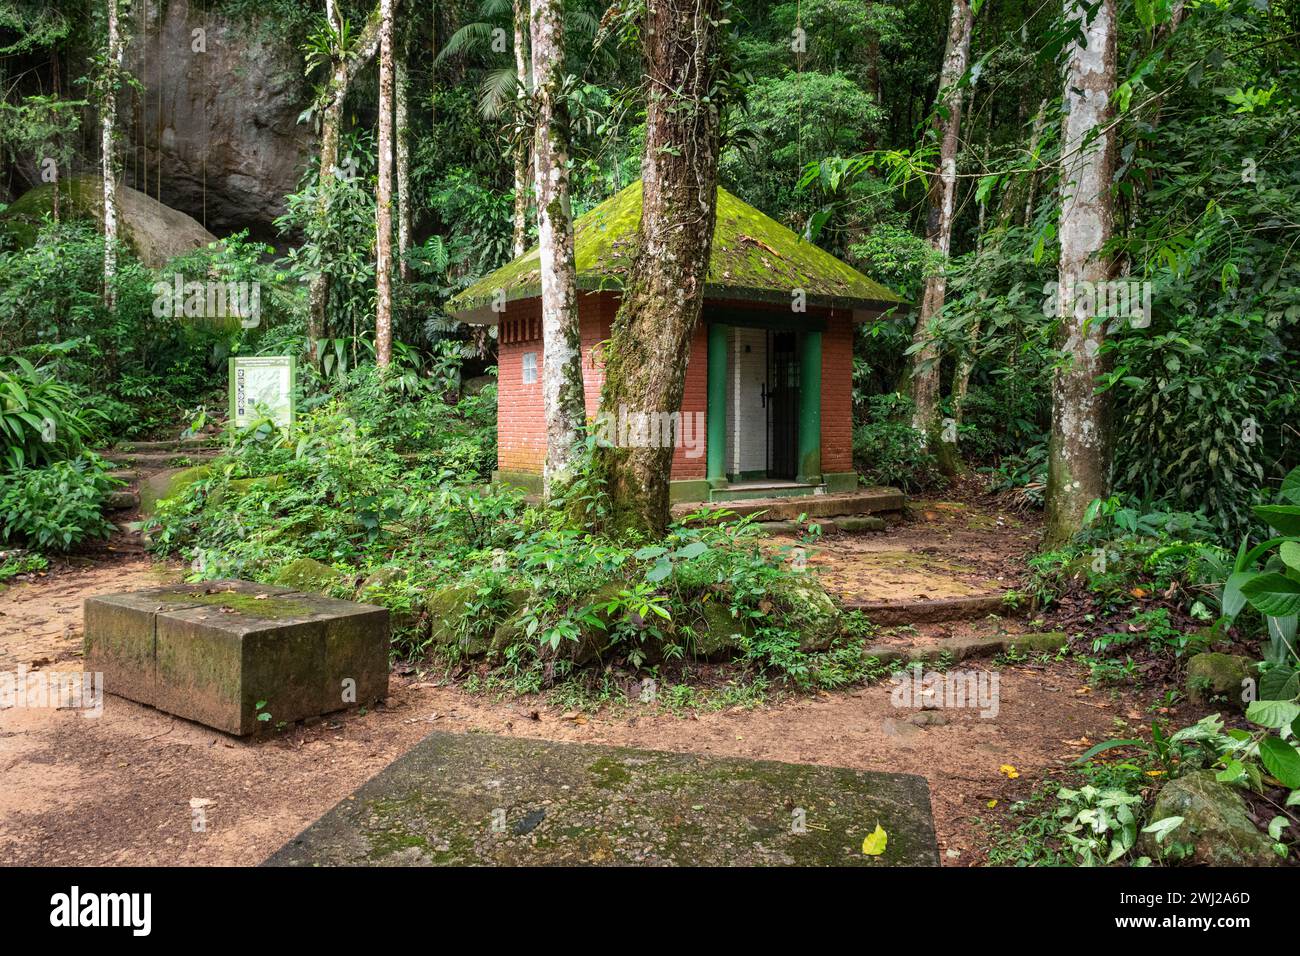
[0,176,216,267]
[833,515,886,533]
[1186,653,1256,708]
[907,711,948,727]
[273,558,344,594]
[688,599,748,660]
[426,586,487,656]
[1138,770,1280,866]
[460,375,496,398]
[138,464,213,515]
[120,0,314,235]
[777,581,840,653]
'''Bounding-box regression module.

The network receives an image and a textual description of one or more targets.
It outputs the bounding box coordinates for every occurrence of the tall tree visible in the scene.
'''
[512,0,532,256]
[308,1,383,363]
[908,0,972,468]
[1045,0,1117,545]
[375,0,396,369]
[531,0,584,493]
[593,0,723,537]
[395,46,411,280]
[100,0,124,308]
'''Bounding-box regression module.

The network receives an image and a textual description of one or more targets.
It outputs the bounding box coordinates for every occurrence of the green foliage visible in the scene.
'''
[851,393,942,492]
[0,356,91,469]
[0,454,119,551]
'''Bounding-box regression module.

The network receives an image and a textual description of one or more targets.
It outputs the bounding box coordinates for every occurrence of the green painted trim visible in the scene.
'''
[669,479,712,503]
[727,469,768,483]
[706,323,728,486]
[494,469,544,495]
[823,471,859,494]
[796,330,823,485]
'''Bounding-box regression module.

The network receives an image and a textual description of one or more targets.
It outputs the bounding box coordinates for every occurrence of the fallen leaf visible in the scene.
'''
[862,824,888,856]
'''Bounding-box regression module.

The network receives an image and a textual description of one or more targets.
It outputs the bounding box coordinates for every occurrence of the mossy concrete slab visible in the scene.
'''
[265,732,938,867]
[84,580,389,735]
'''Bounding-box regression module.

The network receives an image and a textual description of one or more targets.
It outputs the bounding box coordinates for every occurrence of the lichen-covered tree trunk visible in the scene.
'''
[375,0,396,369]
[512,0,532,256]
[530,0,584,493]
[101,0,124,308]
[908,0,971,470]
[396,50,411,280]
[1045,0,1117,546]
[308,5,383,363]
[593,0,722,538]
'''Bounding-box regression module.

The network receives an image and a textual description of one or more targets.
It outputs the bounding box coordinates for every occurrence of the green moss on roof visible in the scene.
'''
[447,180,902,317]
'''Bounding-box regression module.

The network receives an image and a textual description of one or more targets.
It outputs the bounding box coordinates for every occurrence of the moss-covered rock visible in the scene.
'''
[1185,652,1256,708]
[139,464,213,515]
[0,176,216,267]
[356,566,417,631]
[1138,770,1281,866]
[686,599,749,660]
[273,557,344,594]
[425,586,487,656]
[782,581,841,653]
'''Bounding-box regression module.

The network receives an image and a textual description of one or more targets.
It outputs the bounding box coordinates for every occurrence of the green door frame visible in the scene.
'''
[706,319,823,488]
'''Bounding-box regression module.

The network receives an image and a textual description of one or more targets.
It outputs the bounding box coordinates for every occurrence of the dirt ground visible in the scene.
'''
[0,501,1168,867]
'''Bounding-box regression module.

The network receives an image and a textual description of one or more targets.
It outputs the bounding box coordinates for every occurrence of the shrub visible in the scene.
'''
[0,356,92,469]
[0,455,119,551]
[852,393,943,492]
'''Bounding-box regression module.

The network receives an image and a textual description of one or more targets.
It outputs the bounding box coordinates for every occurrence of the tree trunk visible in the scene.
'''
[592,0,722,538]
[1045,0,1117,546]
[908,0,972,470]
[308,5,384,363]
[530,0,585,494]
[512,0,532,256]
[101,0,124,309]
[952,182,988,427]
[375,0,396,370]
[396,50,411,280]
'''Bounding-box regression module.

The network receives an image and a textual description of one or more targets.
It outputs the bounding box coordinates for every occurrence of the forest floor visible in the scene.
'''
[0,493,1195,866]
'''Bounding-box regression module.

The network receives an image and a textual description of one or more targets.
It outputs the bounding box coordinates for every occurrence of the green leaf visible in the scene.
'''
[673,541,709,560]
[1073,738,1143,765]
[645,558,673,583]
[1254,505,1300,536]
[1221,571,1257,620]
[861,824,887,856]
[1281,541,1300,571]
[1246,699,1300,730]
[1259,736,1300,789]
[1140,816,1184,843]
[1241,573,1300,617]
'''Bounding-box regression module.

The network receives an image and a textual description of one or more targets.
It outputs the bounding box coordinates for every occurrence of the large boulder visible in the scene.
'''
[0,177,216,267]
[685,599,749,660]
[1185,652,1256,709]
[139,464,213,514]
[121,0,313,235]
[1138,770,1281,866]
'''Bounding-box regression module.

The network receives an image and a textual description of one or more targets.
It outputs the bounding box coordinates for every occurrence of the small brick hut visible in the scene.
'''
[447,180,903,503]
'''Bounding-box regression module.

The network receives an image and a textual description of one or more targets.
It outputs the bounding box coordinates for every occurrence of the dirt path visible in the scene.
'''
[0,501,1170,866]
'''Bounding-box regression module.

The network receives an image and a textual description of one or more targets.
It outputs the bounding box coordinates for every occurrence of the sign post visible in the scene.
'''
[228,356,296,430]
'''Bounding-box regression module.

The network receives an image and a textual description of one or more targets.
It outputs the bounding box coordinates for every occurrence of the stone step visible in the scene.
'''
[863,631,1067,667]
[103,448,221,469]
[676,486,905,522]
[104,489,140,512]
[759,515,887,535]
[843,593,1013,625]
[117,437,220,452]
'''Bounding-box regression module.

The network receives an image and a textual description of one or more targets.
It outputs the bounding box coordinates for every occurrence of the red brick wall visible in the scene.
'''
[821,311,854,475]
[496,294,846,481]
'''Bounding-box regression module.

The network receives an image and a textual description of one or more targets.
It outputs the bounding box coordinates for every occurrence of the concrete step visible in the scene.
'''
[676,486,905,522]
[862,631,1067,667]
[117,437,220,452]
[103,448,221,469]
[842,593,1012,625]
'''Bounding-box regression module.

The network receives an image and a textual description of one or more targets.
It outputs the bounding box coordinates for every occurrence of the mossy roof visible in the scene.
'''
[447,180,904,321]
